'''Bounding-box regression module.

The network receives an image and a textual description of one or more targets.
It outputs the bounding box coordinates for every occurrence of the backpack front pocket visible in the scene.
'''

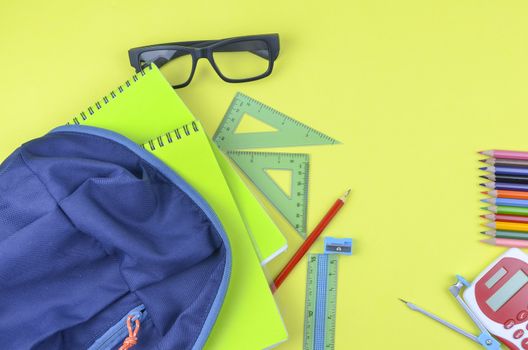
[88,304,148,350]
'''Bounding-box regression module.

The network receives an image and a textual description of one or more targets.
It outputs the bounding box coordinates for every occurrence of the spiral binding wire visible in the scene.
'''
[141,121,200,152]
[67,65,154,126]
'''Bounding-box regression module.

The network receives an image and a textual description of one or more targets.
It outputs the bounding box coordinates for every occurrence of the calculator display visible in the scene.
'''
[486,270,528,312]
[475,257,528,324]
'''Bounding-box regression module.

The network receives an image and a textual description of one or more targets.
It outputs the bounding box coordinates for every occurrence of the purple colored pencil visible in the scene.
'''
[481,182,528,191]
[480,166,528,176]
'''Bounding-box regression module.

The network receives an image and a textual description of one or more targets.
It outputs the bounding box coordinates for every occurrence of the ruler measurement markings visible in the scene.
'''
[227,151,309,236]
[214,92,339,151]
[304,254,339,350]
[304,254,319,350]
[314,255,329,350]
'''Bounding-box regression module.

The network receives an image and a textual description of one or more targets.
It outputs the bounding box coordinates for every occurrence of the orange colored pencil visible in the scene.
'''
[485,221,528,232]
[484,190,528,200]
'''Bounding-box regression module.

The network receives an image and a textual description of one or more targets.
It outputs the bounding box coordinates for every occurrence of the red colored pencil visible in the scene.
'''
[481,213,528,223]
[272,189,351,292]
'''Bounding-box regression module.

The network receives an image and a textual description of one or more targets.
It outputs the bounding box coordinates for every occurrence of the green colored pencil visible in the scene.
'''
[482,205,528,216]
[482,230,528,240]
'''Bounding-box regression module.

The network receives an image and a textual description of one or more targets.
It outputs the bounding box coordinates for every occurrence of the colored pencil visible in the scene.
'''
[480,175,528,184]
[482,205,528,216]
[480,158,528,167]
[483,190,528,200]
[480,166,528,176]
[481,237,528,248]
[485,221,528,232]
[482,230,528,240]
[481,198,528,207]
[480,182,528,191]
[480,150,528,160]
[272,189,350,292]
[481,213,528,223]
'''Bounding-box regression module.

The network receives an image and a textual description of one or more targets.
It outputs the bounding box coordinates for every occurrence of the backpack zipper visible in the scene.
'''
[88,304,147,350]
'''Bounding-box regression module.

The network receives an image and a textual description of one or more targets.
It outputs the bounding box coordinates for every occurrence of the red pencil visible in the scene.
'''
[272,189,351,292]
[481,213,528,223]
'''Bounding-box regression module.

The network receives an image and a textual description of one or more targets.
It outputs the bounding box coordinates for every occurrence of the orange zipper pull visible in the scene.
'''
[118,315,141,350]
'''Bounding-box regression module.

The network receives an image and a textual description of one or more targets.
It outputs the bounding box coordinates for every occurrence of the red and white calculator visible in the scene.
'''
[464,248,528,350]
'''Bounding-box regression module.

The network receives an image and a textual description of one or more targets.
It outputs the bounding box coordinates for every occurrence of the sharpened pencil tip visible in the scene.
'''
[479,158,487,163]
[340,189,351,202]
[479,167,487,171]
[481,191,488,195]
[398,298,408,304]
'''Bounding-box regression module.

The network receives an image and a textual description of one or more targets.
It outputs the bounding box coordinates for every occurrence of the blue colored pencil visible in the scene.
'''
[481,198,528,207]
[481,166,528,176]
[481,182,528,191]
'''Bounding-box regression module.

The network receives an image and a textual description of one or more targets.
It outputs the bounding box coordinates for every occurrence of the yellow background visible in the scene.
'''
[1,1,528,349]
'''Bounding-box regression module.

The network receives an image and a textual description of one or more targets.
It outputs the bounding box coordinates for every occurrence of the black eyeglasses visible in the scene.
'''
[129,34,280,88]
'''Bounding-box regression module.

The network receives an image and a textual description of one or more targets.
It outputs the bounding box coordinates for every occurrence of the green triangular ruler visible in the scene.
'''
[228,151,309,238]
[214,92,340,151]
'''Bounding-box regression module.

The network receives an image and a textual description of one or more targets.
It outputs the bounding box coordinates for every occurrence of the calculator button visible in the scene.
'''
[519,311,528,321]
[505,319,516,329]
[522,338,528,350]
[514,330,525,339]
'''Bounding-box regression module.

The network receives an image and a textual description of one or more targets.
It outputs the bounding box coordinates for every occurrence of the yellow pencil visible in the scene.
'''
[486,221,528,232]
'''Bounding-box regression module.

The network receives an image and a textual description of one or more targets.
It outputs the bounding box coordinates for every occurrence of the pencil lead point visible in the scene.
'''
[340,189,351,202]
[481,191,488,195]
[479,158,487,163]
[479,167,487,171]
[398,298,407,304]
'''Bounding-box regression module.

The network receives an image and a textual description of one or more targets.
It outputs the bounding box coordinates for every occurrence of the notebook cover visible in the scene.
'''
[67,64,287,265]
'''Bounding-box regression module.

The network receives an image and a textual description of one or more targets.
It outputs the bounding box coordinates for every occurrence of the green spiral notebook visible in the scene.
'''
[68,65,286,265]
[65,65,288,349]
[140,121,287,349]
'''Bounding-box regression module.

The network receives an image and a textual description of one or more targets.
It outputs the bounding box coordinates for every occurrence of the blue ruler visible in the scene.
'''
[304,254,338,350]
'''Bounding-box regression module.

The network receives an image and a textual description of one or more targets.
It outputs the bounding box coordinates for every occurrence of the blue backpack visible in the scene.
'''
[0,125,232,350]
